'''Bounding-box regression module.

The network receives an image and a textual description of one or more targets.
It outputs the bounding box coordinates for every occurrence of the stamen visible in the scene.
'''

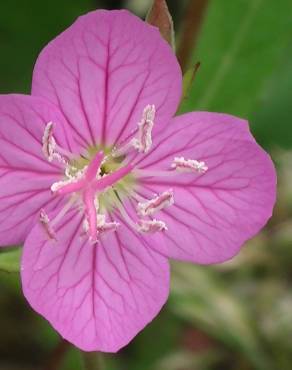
[138,219,167,233]
[42,122,56,162]
[111,105,156,158]
[39,209,56,240]
[171,157,208,173]
[98,220,120,234]
[83,213,120,240]
[42,122,71,164]
[116,199,168,234]
[83,189,98,242]
[131,104,155,153]
[137,189,174,216]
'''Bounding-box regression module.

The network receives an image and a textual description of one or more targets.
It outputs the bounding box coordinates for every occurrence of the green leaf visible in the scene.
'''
[146,0,175,50]
[251,46,292,149]
[0,248,21,273]
[170,263,272,370]
[179,0,292,119]
[153,350,222,370]
[0,0,94,93]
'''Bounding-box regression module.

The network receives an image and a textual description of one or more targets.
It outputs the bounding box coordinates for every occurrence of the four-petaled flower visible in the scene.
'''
[0,10,276,352]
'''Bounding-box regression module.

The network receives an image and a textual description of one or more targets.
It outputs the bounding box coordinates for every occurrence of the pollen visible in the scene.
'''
[42,122,56,162]
[83,213,120,241]
[39,209,56,240]
[42,122,68,164]
[138,219,167,233]
[132,104,155,153]
[137,190,174,216]
[171,156,208,173]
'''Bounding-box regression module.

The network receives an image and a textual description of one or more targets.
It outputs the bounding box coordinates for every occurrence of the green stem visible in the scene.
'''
[82,352,105,370]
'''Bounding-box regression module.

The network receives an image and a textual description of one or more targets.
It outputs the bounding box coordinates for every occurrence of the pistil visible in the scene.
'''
[49,150,133,242]
[41,106,209,243]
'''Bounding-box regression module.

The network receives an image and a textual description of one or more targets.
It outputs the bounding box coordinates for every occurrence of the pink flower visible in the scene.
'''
[0,10,276,352]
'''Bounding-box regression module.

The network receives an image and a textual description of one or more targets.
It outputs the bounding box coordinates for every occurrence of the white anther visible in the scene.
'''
[42,122,56,162]
[83,213,120,237]
[98,221,120,234]
[96,214,120,234]
[42,122,67,164]
[96,214,106,227]
[137,189,174,216]
[83,214,103,234]
[138,219,167,233]
[132,105,155,153]
[171,157,208,173]
[39,209,56,240]
[83,219,89,233]
[143,104,156,122]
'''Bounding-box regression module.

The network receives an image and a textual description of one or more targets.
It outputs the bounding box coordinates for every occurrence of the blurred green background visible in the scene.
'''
[0,0,292,369]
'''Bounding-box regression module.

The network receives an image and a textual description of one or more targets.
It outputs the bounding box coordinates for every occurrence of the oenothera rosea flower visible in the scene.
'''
[0,10,276,351]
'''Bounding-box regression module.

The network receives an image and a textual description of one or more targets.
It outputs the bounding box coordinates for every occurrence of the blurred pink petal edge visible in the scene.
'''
[0,10,276,352]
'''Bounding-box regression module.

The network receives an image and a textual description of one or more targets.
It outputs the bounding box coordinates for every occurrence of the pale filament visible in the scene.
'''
[134,155,208,178]
[115,192,169,234]
[39,197,78,241]
[133,169,180,178]
[116,200,139,231]
[50,196,79,228]
[40,209,56,240]
[112,104,156,158]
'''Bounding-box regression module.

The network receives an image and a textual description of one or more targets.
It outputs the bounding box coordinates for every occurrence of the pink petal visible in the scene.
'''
[135,112,277,264]
[21,208,169,352]
[31,10,182,149]
[0,94,70,246]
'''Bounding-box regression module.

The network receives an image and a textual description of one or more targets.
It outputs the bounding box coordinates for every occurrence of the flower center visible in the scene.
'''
[40,106,208,243]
